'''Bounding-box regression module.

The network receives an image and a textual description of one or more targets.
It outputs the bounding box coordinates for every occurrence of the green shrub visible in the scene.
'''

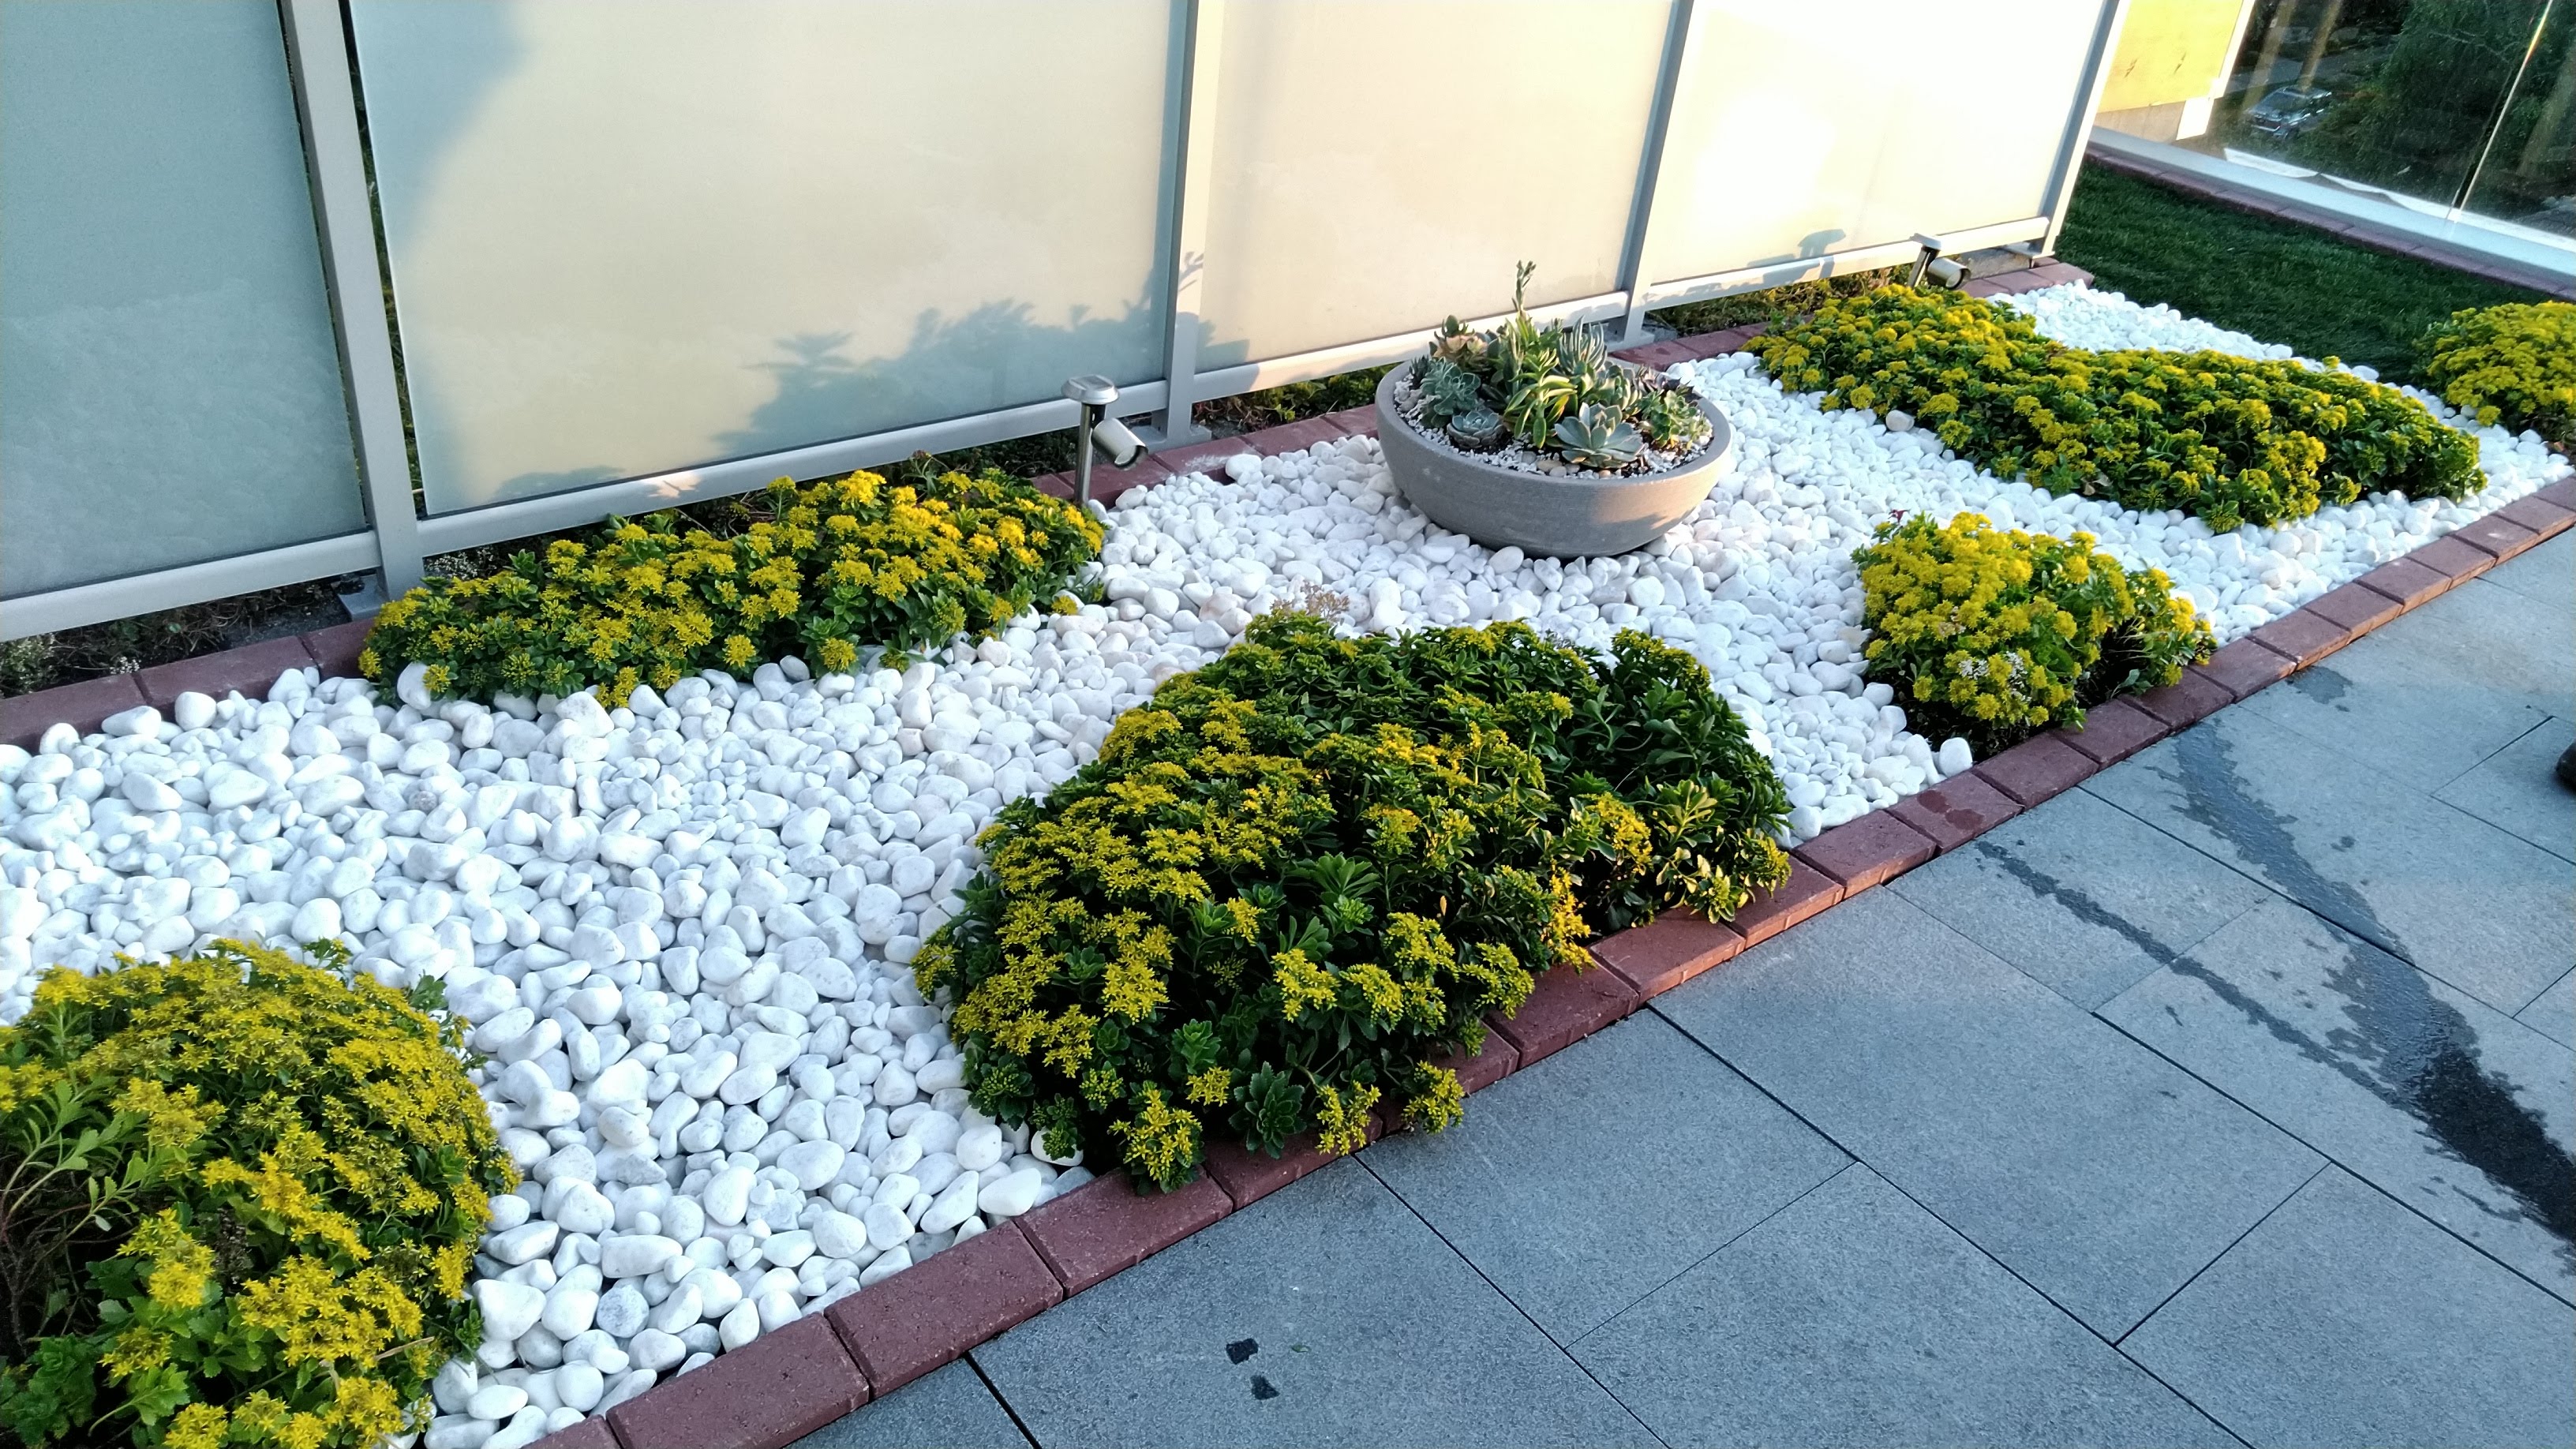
[916,613,1789,1190]
[363,468,1103,707]
[0,942,511,1449]
[1400,264,1714,466]
[2415,301,2576,447]
[1855,514,2214,754]
[1747,285,2484,531]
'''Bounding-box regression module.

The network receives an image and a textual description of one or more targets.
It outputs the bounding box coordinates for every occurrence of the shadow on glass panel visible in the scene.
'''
[466,282,1209,506]
[350,1,1180,515]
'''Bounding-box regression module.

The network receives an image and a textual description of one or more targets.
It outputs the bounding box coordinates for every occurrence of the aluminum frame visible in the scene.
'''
[2,0,2131,645]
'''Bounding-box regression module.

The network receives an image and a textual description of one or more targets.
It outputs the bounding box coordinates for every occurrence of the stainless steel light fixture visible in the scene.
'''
[1061,374,1147,507]
[1907,234,1969,290]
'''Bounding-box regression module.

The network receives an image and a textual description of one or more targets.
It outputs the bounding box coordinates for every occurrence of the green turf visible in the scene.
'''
[2053,166,2548,384]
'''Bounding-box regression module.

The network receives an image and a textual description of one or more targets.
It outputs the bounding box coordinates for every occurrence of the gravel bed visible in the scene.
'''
[0,283,2562,1447]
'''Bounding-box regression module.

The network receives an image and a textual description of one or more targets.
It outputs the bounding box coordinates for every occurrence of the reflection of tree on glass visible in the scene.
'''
[2219,0,2567,228]
[2473,1,2576,234]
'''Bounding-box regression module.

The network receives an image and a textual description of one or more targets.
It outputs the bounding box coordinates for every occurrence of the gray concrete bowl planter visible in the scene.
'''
[1373,363,1733,558]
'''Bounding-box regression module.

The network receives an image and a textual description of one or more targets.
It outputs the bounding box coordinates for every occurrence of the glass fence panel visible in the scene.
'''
[1197,0,1672,367]
[1,0,363,598]
[1645,0,2105,287]
[2466,1,2574,239]
[2200,0,2549,217]
[351,0,1178,515]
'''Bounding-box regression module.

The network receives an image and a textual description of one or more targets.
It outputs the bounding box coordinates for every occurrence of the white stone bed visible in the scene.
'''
[0,284,2563,1447]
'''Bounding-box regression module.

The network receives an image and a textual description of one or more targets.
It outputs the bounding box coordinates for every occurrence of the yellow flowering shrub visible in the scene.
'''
[363,468,1102,706]
[1855,514,2214,754]
[1747,286,2484,531]
[918,613,1788,1190]
[2415,301,2575,447]
[0,942,512,1447]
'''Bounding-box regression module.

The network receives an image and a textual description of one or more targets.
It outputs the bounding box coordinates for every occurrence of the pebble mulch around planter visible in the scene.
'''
[0,283,2565,1449]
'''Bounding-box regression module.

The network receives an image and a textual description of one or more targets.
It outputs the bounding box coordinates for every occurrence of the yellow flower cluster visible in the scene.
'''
[1748,286,2483,531]
[364,467,1101,706]
[2416,301,2574,447]
[1855,513,2212,753]
[1313,1082,1380,1157]
[0,941,513,1448]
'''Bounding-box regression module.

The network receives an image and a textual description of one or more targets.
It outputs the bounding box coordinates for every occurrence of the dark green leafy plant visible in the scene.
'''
[1748,285,2484,531]
[0,941,511,1448]
[1404,263,1713,468]
[915,613,1788,1191]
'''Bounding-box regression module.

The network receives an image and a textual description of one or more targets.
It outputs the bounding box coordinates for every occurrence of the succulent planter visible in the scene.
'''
[1374,363,1733,558]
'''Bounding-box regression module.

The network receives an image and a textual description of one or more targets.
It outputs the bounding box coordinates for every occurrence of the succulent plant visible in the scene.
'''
[1554,403,1646,469]
[1503,370,1579,449]
[1406,261,1714,469]
[1416,355,1485,427]
[1635,383,1713,452]
[1427,316,1488,368]
[1446,407,1506,450]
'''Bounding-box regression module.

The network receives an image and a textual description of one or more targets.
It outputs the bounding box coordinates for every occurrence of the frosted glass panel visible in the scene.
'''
[1200,1,1671,366]
[1,0,363,598]
[351,1,1177,515]
[1646,1,2104,283]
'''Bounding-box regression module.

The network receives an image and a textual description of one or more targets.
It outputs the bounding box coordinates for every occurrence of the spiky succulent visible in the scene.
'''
[1635,384,1713,452]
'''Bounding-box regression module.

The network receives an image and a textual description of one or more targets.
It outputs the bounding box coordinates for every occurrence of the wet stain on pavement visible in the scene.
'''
[1981,748,2575,1262]
[2288,665,2352,709]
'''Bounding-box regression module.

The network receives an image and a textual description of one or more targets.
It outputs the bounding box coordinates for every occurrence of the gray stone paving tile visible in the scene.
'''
[2086,707,2575,1014]
[1365,1011,1847,1342]
[792,1361,1029,1449]
[1654,889,2320,1339]
[1571,1166,2233,1449]
[969,1159,1657,1448]
[2369,573,2574,718]
[1889,787,2270,1009]
[2101,896,2575,1304]
[2436,717,2574,863]
[2522,967,2576,1050]
[2482,526,2574,612]
[2123,1168,2576,1449]
[2236,637,2552,794]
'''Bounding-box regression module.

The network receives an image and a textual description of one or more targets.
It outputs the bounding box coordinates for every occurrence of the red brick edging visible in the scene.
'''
[6,265,2567,1449]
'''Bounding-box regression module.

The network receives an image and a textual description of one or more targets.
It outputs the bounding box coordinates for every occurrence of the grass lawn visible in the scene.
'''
[2052,166,2549,384]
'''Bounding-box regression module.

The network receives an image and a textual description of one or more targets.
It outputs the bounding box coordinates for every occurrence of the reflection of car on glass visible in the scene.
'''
[2246,86,2333,139]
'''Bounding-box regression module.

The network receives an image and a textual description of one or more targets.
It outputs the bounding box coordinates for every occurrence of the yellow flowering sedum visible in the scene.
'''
[0,942,513,1447]
[363,467,1102,706]
[1854,513,2213,753]
[1747,285,2483,532]
[919,613,1788,1191]
[2415,301,2574,448]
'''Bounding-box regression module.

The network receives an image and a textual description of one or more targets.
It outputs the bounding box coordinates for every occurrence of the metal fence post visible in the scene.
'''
[1616,0,1698,346]
[2039,0,2138,257]
[1150,0,1225,449]
[279,0,425,601]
